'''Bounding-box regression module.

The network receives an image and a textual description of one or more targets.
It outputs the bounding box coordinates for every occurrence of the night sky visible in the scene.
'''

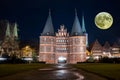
[0,0,120,45]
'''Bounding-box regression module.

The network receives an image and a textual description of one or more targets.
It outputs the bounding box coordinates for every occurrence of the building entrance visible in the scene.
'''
[58,56,67,63]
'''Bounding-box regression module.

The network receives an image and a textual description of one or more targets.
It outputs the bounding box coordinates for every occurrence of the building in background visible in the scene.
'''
[0,20,20,58]
[90,40,103,60]
[90,40,120,60]
[102,41,111,57]
[39,10,87,64]
[21,45,36,62]
[21,46,33,57]
[111,42,120,57]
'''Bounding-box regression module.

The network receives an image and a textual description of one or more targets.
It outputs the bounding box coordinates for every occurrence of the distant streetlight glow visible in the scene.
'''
[0,57,7,61]
[22,57,33,61]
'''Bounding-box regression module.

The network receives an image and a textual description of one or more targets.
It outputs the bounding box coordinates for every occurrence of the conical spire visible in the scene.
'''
[82,13,88,47]
[13,22,18,38]
[82,14,86,33]
[71,9,83,36]
[41,9,54,36]
[5,22,10,37]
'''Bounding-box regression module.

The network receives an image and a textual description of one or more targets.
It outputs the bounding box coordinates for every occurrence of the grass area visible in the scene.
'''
[72,63,120,80]
[0,63,50,77]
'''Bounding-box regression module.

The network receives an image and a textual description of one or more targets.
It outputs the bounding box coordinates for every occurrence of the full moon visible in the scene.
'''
[95,12,113,30]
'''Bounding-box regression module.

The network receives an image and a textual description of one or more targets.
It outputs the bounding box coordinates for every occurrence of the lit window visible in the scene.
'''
[62,33,63,36]
[56,40,58,42]
[51,39,53,41]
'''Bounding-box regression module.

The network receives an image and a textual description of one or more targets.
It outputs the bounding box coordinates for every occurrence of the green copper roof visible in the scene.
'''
[13,22,18,38]
[82,14,86,33]
[5,22,10,37]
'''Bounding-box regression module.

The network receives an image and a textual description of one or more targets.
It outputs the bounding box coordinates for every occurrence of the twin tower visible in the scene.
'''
[39,10,88,64]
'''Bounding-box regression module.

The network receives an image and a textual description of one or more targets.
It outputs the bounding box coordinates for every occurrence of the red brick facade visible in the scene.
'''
[39,25,86,64]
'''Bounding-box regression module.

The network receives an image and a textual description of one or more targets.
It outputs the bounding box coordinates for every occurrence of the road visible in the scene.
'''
[0,64,108,80]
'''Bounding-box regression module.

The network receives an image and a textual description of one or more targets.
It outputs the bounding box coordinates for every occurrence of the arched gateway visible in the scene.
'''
[58,56,67,63]
[39,10,87,64]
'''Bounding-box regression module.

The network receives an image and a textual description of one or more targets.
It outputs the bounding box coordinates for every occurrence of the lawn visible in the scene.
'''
[0,63,50,77]
[72,63,120,80]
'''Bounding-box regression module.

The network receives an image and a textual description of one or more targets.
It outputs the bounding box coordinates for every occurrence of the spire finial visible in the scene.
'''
[75,8,77,16]
[82,11,84,17]
[49,8,51,15]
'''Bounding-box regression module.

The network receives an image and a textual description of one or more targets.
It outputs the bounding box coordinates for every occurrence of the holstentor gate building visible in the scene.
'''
[39,10,88,64]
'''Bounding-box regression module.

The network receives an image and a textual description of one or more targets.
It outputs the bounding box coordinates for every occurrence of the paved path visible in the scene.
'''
[0,64,108,80]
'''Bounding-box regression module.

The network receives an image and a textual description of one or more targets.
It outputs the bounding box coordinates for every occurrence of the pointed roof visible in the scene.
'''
[82,14,86,33]
[112,42,119,48]
[71,9,83,36]
[103,41,111,52]
[13,22,18,38]
[91,39,102,51]
[103,41,111,49]
[41,9,54,36]
[5,22,10,37]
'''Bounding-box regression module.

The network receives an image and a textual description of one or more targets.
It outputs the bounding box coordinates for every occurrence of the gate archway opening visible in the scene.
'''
[58,56,67,63]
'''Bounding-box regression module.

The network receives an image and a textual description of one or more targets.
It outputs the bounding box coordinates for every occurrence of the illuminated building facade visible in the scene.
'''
[91,40,120,59]
[111,42,120,57]
[39,10,87,64]
[103,41,111,57]
[0,21,20,58]
[21,46,33,57]
[91,40,103,60]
